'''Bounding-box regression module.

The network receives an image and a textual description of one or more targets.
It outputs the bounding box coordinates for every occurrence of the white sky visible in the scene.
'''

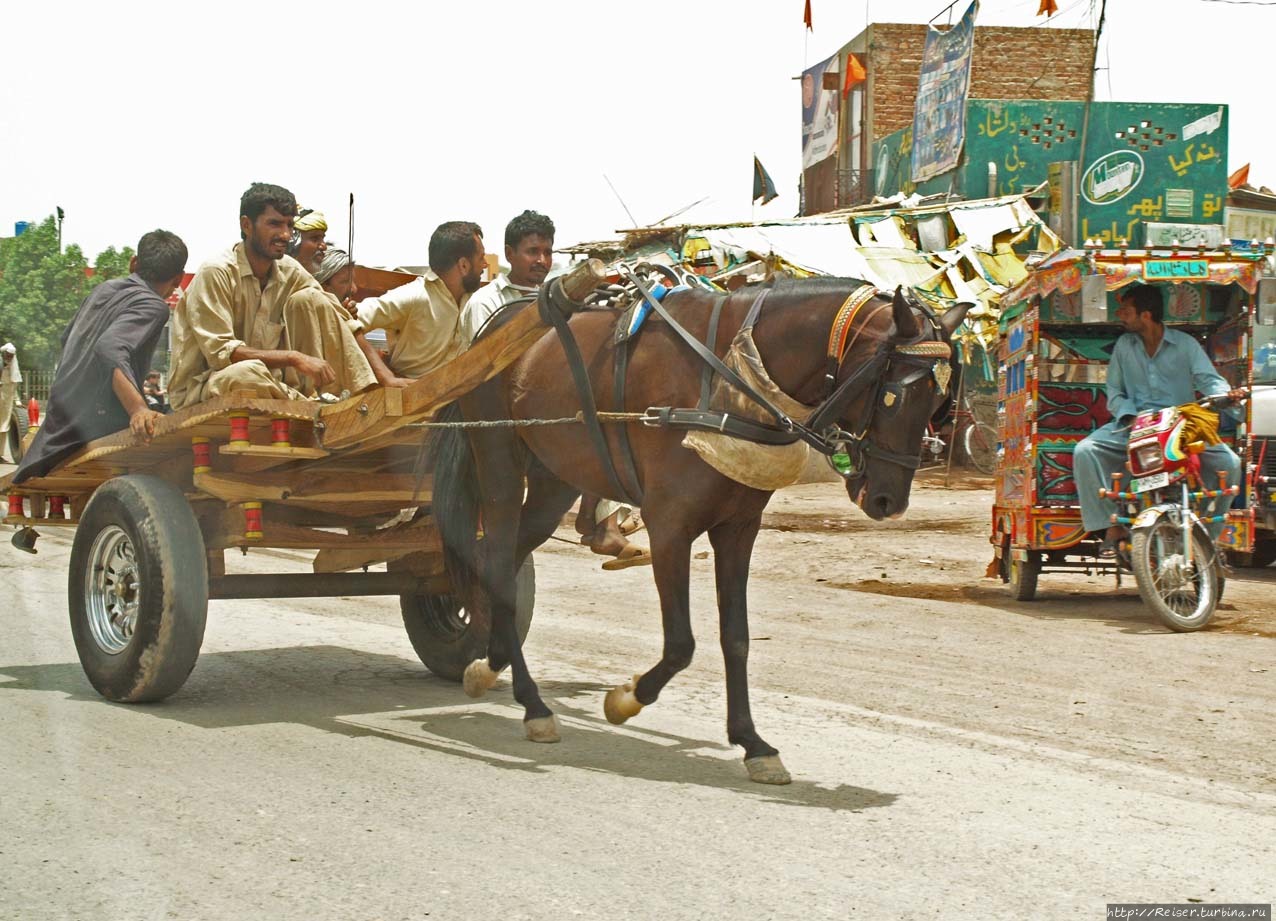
[2,0,1273,270]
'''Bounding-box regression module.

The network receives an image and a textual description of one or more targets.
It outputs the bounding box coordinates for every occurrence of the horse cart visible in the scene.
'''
[990,243,1271,613]
[0,260,604,702]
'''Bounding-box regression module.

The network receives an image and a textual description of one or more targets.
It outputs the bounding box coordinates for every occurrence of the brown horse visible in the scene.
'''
[431,276,968,784]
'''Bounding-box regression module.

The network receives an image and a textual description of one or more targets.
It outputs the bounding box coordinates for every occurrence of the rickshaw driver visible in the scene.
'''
[1074,284,1245,554]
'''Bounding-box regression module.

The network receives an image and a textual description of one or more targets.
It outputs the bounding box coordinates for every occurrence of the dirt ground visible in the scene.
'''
[3,459,1274,918]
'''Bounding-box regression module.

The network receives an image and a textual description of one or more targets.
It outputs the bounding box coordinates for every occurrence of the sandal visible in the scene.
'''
[601,544,653,571]
[618,510,645,537]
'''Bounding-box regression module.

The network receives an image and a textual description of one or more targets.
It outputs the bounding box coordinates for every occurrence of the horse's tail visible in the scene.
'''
[428,401,483,606]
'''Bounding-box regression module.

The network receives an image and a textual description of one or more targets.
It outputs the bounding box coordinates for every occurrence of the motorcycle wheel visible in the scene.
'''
[1130,517,1219,632]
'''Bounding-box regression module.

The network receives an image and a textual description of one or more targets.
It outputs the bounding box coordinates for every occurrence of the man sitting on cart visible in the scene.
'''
[167,183,377,409]
[351,221,480,386]
[13,230,188,483]
[1074,284,1245,554]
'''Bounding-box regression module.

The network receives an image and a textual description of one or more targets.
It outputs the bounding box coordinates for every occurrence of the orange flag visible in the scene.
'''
[843,53,867,97]
[1229,163,1251,190]
[1037,0,1059,14]
[804,0,812,31]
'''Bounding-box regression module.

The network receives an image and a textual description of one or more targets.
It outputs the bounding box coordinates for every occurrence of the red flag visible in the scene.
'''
[843,53,867,97]
[1229,163,1251,190]
[1036,0,1059,14]
[803,0,812,31]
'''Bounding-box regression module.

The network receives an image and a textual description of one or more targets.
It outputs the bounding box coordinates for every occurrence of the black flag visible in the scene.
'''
[753,156,778,205]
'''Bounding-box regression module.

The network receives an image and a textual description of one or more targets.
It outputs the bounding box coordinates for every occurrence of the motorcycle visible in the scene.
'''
[1102,392,1249,632]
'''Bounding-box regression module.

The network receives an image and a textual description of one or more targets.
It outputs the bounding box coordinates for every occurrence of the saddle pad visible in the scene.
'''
[682,326,814,491]
[615,284,690,344]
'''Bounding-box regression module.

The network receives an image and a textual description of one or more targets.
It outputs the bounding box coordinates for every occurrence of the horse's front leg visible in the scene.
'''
[709,515,790,785]
[603,520,695,725]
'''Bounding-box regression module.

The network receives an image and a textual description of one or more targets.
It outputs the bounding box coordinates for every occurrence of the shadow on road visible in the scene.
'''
[832,578,1276,637]
[0,645,898,814]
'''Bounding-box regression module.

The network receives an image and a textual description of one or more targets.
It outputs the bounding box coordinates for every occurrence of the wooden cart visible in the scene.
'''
[1,260,603,702]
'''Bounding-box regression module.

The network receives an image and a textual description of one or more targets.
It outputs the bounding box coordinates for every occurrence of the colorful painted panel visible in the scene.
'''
[1034,518,1086,549]
[1037,434,1086,506]
[1036,384,1111,435]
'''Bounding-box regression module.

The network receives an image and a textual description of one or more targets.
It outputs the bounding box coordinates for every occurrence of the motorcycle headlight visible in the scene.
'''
[1133,442,1163,473]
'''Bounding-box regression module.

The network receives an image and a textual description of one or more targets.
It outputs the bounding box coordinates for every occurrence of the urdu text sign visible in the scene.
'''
[1142,260,1210,281]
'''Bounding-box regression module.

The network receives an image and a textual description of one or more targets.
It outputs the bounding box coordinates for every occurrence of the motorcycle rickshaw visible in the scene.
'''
[989,241,1272,630]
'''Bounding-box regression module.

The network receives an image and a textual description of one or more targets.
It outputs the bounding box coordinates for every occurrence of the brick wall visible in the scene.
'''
[864,23,1094,141]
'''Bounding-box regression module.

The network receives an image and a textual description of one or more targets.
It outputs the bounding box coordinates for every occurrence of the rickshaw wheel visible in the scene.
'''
[68,475,208,702]
[1007,546,1040,601]
[400,559,535,682]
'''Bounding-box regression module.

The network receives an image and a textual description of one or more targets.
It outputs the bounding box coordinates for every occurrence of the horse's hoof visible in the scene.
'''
[744,755,792,785]
[603,676,644,725]
[462,659,500,699]
[524,714,561,744]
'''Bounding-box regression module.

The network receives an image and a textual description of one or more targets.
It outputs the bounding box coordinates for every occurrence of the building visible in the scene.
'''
[802,21,1094,214]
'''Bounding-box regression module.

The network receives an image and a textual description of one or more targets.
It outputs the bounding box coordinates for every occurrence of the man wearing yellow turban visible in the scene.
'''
[289,208,328,274]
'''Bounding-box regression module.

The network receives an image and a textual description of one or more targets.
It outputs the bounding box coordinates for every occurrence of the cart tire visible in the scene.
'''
[961,421,997,475]
[68,475,208,702]
[1008,549,1040,601]
[1238,539,1276,569]
[6,407,28,464]
[401,558,535,682]
[1130,518,1218,632]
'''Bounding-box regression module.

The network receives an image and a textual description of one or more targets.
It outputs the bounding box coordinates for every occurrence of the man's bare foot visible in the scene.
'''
[583,511,631,557]
[576,495,600,538]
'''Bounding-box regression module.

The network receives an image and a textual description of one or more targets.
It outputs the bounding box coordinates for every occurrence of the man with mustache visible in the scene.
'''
[288,207,328,274]
[461,210,648,570]
[168,182,376,409]
[460,210,553,343]
[353,221,482,385]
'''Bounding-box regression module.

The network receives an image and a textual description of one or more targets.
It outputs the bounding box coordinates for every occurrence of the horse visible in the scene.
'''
[430,273,969,784]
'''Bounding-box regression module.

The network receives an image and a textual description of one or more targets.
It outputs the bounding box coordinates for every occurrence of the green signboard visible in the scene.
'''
[871,100,1228,247]
[1143,259,1210,281]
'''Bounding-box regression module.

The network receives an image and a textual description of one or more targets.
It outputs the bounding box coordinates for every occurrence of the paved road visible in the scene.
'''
[1,472,1273,920]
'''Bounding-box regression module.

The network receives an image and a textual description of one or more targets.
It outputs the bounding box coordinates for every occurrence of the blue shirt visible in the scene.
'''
[1106,327,1229,424]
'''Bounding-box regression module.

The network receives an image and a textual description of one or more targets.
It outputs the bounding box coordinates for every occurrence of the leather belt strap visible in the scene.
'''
[825,285,879,386]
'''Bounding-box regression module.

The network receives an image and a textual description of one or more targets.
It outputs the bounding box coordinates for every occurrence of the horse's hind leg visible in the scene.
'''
[709,515,790,785]
[465,466,578,699]
[603,521,695,725]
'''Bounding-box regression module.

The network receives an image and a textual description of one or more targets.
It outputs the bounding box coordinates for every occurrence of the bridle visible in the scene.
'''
[805,289,954,476]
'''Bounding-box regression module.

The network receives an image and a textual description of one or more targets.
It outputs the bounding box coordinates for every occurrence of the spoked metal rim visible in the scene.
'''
[1145,521,1213,625]
[84,525,140,654]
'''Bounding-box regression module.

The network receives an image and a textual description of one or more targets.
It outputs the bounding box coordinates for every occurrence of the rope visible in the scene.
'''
[405,411,647,430]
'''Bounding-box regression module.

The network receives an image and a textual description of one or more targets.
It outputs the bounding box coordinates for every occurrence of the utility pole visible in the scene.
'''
[55,206,64,253]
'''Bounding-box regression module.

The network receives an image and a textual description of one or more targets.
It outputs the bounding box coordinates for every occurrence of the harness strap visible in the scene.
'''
[698,294,730,410]
[621,266,792,431]
[612,321,644,504]
[537,285,639,506]
[825,285,880,385]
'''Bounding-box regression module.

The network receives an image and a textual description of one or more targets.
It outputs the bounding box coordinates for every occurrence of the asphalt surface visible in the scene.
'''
[1,464,1273,920]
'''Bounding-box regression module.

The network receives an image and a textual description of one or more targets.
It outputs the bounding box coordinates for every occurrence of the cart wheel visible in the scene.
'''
[401,558,535,682]
[6,407,28,464]
[961,421,997,475]
[68,476,208,702]
[1233,540,1276,569]
[1008,548,1040,601]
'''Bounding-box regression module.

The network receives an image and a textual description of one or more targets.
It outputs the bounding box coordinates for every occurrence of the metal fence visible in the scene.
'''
[17,369,55,407]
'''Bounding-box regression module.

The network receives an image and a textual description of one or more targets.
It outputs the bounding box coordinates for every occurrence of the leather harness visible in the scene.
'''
[536,272,951,506]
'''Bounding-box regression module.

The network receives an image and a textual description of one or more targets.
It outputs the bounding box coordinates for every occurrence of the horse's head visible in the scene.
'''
[832,288,972,520]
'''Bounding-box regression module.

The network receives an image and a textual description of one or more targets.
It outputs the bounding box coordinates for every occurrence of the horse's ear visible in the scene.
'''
[892,286,920,340]
[940,300,975,336]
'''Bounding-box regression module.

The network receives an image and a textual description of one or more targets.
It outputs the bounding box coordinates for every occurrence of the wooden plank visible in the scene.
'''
[218,444,329,460]
[200,506,443,552]
[192,471,430,505]
[312,546,441,573]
